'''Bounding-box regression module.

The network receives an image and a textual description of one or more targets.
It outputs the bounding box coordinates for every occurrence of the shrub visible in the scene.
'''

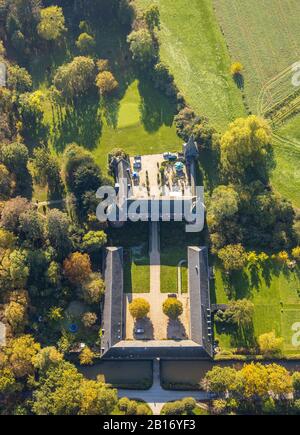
[96,71,118,96]
[162,298,183,319]
[79,347,95,366]
[129,298,150,319]
[258,331,283,358]
[230,62,243,76]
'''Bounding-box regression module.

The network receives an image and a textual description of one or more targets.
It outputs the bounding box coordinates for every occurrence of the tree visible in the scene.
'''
[162,298,183,320]
[266,364,292,398]
[54,56,96,99]
[5,335,41,378]
[7,65,32,93]
[129,298,150,319]
[37,6,66,41]
[19,209,44,245]
[0,367,18,395]
[33,347,63,372]
[79,379,118,415]
[1,141,29,174]
[207,185,239,227]
[1,196,32,234]
[81,274,105,304]
[182,397,196,414]
[238,363,269,400]
[82,312,97,328]
[9,249,29,289]
[220,115,273,183]
[32,147,63,200]
[79,346,95,366]
[46,209,71,254]
[225,299,254,328]
[18,91,49,146]
[82,231,107,253]
[96,71,118,96]
[161,400,185,415]
[118,397,138,415]
[62,143,101,197]
[127,29,157,67]
[46,261,61,287]
[218,244,247,271]
[32,361,83,415]
[202,366,238,394]
[48,307,64,322]
[0,164,13,199]
[76,33,95,53]
[0,142,32,196]
[292,372,300,396]
[292,247,300,262]
[231,62,243,76]
[144,4,160,31]
[63,252,92,286]
[5,300,27,332]
[258,331,283,358]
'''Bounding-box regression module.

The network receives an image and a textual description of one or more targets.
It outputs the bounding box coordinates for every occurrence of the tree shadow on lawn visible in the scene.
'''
[197,148,221,194]
[138,78,178,134]
[222,270,251,300]
[52,93,102,152]
[216,321,257,351]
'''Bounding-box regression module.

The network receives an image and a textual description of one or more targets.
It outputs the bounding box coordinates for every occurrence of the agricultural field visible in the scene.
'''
[213,261,300,356]
[214,0,300,114]
[213,0,300,208]
[272,116,300,208]
[135,0,246,131]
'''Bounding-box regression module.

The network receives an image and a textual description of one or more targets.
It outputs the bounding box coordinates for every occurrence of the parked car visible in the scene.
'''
[168,293,177,298]
[134,328,145,335]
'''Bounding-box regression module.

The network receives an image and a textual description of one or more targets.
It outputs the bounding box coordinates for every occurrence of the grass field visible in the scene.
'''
[213,0,300,114]
[160,223,204,294]
[124,245,150,293]
[136,0,246,131]
[272,116,300,208]
[212,261,300,356]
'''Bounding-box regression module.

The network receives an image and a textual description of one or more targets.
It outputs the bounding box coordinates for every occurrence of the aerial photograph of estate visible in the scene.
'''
[0,0,300,420]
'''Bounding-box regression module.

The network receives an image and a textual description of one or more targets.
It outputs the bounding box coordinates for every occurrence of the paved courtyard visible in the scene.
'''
[125,222,190,340]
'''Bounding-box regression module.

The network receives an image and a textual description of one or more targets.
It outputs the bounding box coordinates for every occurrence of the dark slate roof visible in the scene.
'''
[102,340,211,360]
[101,245,213,360]
[117,158,131,182]
[125,198,195,221]
[101,247,124,356]
[188,247,213,357]
[183,136,199,161]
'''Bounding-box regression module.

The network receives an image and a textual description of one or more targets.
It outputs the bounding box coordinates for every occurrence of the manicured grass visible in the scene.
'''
[92,80,182,172]
[212,261,300,356]
[135,0,246,131]
[124,245,150,294]
[43,80,181,175]
[160,223,204,294]
[213,0,300,113]
[107,223,150,294]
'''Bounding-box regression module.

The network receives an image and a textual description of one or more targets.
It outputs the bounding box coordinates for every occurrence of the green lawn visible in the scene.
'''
[135,0,246,131]
[271,115,300,208]
[42,79,181,175]
[213,261,300,356]
[124,245,150,294]
[160,223,204,294]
